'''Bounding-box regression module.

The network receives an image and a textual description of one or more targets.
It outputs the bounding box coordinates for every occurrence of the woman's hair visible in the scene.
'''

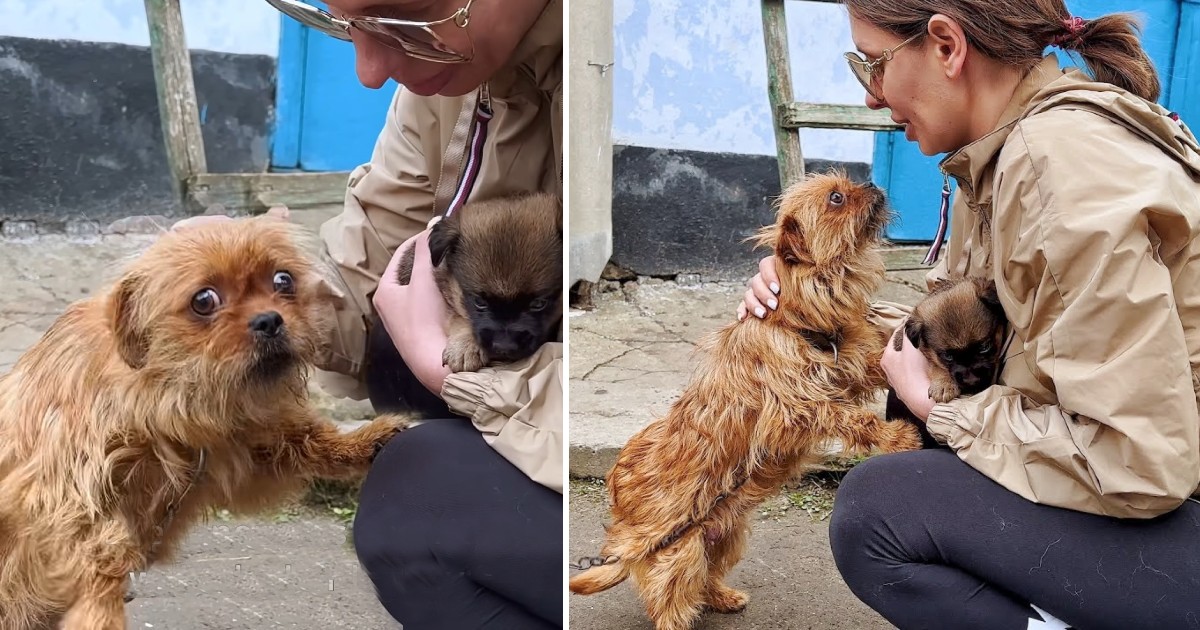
[842,0,1160,102]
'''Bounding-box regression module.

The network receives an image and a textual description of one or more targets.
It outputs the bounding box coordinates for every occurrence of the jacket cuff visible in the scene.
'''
[925,403,962,445]
[441,370,497,420]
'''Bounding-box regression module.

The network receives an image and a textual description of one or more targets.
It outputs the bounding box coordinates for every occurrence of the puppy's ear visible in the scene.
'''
[427,215,461,267]
[975,278,1004,318]
[108,273,149,369]
[903,317,924,349]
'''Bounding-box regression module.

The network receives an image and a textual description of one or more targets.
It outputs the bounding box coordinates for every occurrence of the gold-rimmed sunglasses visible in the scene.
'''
[844,33,921,101]
[263,0,476,63]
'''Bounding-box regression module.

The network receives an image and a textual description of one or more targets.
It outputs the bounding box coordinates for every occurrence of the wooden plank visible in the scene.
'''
[761,0,805,187]
[778,102,902,131]
[187,172,350,212]
[144,0,207,204]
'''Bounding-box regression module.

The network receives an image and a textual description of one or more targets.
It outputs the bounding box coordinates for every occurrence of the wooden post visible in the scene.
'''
[144,0,207,206]
[761,0,805,189]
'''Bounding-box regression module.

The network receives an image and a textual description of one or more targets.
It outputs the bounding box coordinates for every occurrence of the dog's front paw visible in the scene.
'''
[707,583,749,614]
[928,378,959,403]
[364,414,411,460]
[442,336,488,373]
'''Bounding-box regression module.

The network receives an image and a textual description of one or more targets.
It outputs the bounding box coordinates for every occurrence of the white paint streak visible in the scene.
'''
[0,0,280,56]
[613,0,873,162]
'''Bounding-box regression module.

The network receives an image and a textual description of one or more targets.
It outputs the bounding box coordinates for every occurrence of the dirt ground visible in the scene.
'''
[568,479,892,630]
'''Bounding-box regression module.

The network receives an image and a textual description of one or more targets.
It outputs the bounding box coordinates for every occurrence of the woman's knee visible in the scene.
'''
[828,451,940,570]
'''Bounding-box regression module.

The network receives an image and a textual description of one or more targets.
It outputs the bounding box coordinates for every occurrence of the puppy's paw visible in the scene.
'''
[442,336,488,373]
[706,584,749,614]
[928,378,959,404]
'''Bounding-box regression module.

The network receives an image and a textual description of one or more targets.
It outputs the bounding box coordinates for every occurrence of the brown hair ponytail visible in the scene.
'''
[842,0,1161,102]
[1067,13,1160,102]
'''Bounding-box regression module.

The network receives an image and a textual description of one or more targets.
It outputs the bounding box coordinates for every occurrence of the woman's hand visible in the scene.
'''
[881,324,936,421]
[737,255,782,321]
[372,230,453,396]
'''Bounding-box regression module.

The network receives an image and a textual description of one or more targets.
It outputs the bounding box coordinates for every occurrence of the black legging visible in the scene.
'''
[353,319,563,630]
[829,448,1200,630]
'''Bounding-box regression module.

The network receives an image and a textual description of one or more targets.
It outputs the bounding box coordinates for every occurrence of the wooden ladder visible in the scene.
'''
[143,0,347,215]
[760,0,901,190]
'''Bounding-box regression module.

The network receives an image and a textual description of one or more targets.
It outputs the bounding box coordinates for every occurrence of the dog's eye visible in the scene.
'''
[829,191,845,206]
[474,297,488,312]
[530,297,548,312]
[979,341,993,354]
[273,271,296,295]
[191,288,221,316]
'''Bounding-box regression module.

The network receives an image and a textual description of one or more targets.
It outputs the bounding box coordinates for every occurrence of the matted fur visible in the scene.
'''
[568,172,923,630]
[0,217,407,629]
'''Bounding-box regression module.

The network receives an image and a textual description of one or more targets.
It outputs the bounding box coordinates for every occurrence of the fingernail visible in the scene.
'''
[754,306,766,319]
[767,298,778,310]
[770,282,780,295]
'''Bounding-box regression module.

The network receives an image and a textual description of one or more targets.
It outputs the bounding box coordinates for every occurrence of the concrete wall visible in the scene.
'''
[612,0,872,163]
[0,0,280,56]
[0,0,279,226]
[606,0,875,278]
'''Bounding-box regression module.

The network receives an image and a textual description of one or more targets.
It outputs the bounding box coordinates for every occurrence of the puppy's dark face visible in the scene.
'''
[429,193,562,364]
[108,218,325,388]
[904,277,1006,394]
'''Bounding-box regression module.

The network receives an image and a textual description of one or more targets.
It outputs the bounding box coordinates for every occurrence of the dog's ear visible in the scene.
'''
[976,278,1004,318]
[427,215,461,267]
[903,317,924,349]
[108,273,149,369]
[929,278,954,295]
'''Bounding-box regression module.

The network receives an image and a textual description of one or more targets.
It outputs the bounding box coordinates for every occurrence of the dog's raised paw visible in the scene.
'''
[706,584,749,614]
[366,414,410,460]
[928,380,959,403]
[442,336,488,373]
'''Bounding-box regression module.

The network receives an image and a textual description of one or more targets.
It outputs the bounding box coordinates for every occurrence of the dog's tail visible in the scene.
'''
[569,557,629,594]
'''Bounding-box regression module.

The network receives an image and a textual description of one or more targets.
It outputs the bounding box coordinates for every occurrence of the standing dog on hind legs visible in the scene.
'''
[569,172,923,630]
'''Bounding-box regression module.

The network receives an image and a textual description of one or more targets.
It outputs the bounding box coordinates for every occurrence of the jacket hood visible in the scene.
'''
[941,55,1200,199]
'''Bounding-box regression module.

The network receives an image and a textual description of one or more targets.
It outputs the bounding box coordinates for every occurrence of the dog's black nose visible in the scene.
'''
[249,311,284,338]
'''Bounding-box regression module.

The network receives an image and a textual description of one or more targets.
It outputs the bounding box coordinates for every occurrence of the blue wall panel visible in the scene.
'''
[875,0,1183,243]
[270,1,400,172]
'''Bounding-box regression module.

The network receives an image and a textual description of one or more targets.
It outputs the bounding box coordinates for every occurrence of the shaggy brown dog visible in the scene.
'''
[568,172,923,630]
[0,217,407,630]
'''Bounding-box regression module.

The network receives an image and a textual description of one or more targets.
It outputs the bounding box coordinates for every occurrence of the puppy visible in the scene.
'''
[396,192,563,372]
[569,173,923,630]
[0,217,407,630]
[884,277,1006,447]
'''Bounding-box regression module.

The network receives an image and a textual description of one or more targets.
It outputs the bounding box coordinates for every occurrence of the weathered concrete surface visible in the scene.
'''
[126,512,395,629]
[569,482,891,630]
[568,247,929,479]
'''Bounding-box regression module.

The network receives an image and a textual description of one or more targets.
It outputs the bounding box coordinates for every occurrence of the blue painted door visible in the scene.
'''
[271,1,400,172]
[873,0,1195,242]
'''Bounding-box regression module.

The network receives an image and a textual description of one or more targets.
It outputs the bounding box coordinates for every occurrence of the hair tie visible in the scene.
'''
[1051,16,1087,48]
